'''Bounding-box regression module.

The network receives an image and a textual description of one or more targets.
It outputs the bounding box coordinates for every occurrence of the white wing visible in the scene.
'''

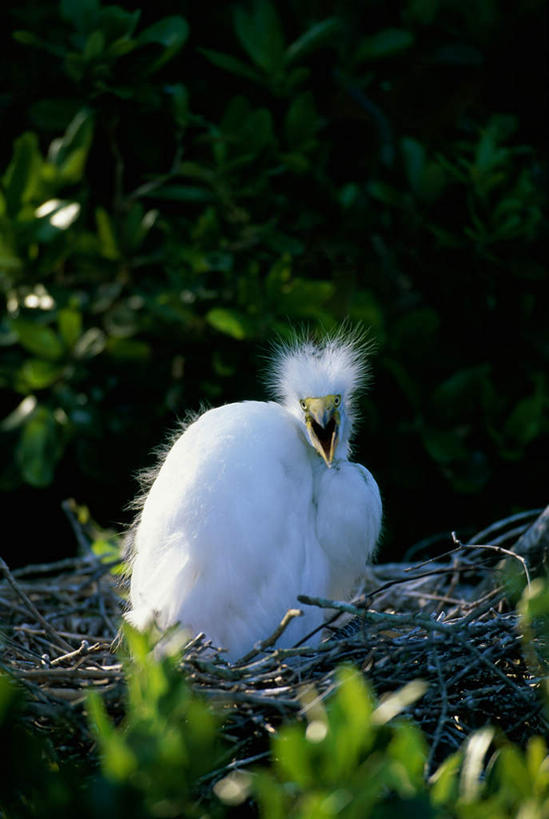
[127,401,331,658]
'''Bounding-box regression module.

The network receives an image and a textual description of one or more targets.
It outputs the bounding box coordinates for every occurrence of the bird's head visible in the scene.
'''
[299,394,341,467]
[268,327,373,467]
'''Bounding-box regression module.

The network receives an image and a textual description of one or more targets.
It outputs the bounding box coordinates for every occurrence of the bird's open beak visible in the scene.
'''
[304,396,340,467]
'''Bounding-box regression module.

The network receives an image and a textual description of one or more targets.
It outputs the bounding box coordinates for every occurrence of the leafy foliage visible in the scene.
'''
[87,628,225,817]
[0,0,547,559]
[254,669,549,818]
[2,596,549,817]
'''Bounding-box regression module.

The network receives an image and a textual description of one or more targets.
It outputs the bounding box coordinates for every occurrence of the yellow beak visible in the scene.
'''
[303,396,340,467]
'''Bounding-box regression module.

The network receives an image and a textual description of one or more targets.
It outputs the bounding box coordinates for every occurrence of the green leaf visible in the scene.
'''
[200,48,264,84]
[503,389,545,449]
[139,15,188,50]
[372,679,427,725]
[138,16,189,72]
[348,290,385,336]
[98,6,141,42]
[28,99,82,132]
[3,132,43,216]
[367,180,410,208]
[0,396,37,432]
[407,0,440,25]
[147,185,213,203]
[88,692,138,780]
[333,666,374,734]
[92,537,125,574]
[388,723,427,786]
[253,771,287,819]
[526,735,548,784]
[275,724,315,788]
[58,308,82,348]
[206,308,252,340]
[15,359,65,391]
[120,202,157,252]
[165,83,189,129]
[357,28,414,60]
[0,234,22,272]
[284,66,310,90]
[520,579,549,622]
[95,207,120,259]
[401,137,426,194]
[10,318,64,361]
[233,0,285,74]
[269,277,335,321]
[422,426,469,464]
[432,365,492,422]
[391,307,440,354]
[285,18,341,65]
[15,406,63,487]
[459,727,494,802]
[496,746,532,799]
[430,752,462,805]
[73,327,106,359]
[106,36,136,59]
[83,29,105,61]
[60,0,100,32]
[106,338,151,360]
[34,200,81,234]
[221,95,252,133]
[246,109,275,153]
[430,43,483,66]
[217,97,275,158]
[284,92,320,149]
[47,109,94,183]
[13,29,66,56]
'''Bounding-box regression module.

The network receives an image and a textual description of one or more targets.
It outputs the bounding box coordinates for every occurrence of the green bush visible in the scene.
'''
[2,620,549,818]
[1,0,547,557]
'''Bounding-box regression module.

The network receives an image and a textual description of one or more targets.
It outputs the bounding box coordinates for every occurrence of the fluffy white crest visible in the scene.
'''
[267,326,373,410]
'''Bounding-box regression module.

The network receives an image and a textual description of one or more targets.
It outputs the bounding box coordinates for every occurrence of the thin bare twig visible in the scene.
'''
[237,609,303,664]
[451,531,532,591]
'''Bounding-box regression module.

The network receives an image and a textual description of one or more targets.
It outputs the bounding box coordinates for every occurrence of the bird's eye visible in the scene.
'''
[300,399,307,410]
[334,395,341,407]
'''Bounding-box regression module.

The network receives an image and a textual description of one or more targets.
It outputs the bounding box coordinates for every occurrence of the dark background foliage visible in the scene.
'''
[1,0,547,567]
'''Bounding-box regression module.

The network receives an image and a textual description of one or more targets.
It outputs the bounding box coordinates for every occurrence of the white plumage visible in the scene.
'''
[125,329,382,660]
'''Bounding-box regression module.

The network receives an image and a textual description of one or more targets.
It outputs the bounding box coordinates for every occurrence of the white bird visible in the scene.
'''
[125,329,382,660]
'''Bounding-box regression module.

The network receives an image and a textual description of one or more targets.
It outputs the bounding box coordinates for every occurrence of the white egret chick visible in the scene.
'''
[125,329,382,660]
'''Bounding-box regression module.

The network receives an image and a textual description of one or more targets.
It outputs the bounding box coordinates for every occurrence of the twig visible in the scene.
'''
[237,609,303,664]
[451,532,531,591]
[50,641,105,667]
[15,666,123,682]
[425,642,448,776]
[0,556,73,652]
[12,556,97,578]
[198,750,271,786]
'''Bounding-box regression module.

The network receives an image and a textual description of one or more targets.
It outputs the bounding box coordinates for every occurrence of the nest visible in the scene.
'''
[1,505,548,779]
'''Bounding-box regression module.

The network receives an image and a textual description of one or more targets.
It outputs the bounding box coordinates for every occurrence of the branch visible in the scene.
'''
[236,609,303,664]
[451,532,532,591]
